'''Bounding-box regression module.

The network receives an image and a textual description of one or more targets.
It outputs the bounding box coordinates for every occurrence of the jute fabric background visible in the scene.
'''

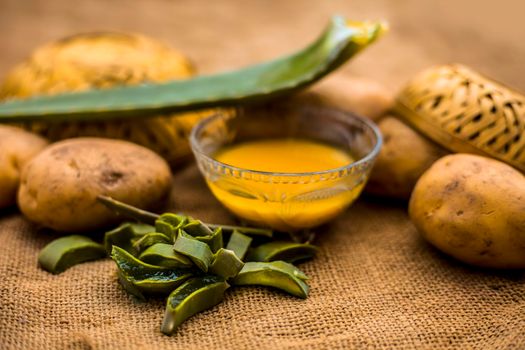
[1,0,524,348]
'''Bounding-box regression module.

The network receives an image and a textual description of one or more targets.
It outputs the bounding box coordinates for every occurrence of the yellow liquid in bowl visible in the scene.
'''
[206,138,365,231]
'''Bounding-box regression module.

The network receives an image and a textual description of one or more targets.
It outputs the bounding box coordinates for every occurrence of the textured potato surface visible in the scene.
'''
[18,138,172,232]
[409,154,525,268]
[294,75,394,121]
[366,116,448,199]
[0,125,48,208]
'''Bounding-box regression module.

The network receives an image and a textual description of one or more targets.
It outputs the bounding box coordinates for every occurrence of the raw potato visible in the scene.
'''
[0,32,210,166]
[366,116,448,199]
[18,138,172,232]
[409,154,525,268]
[293,75,393,121]
[0,125,48,208]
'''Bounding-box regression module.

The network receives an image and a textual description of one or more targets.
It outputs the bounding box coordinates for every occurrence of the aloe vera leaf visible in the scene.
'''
[104,222,155,254]
[0,17,386,122]
[232,261,309,298]
[138,243,193,268]
[173,230,214,272]
[225,230,252,260]
[209,248,245,280]
[38,235,106,274]
[247,241,319,263]
[161,276,229,335]
[111,246,194,299]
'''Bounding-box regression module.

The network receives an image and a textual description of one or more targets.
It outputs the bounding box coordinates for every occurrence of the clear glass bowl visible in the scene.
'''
[190,104,382,231]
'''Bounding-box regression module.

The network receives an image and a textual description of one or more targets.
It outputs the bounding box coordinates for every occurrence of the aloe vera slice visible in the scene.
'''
[161,276,229,335]
[132,232,172,254]
[155,214,187,240]
[195,227,223,253]
[159,213,187,227]
[232,261,309,298]
[0,17,386,122]
[38,235,106,274]
[111,246,194,299]
[173,230,214,272]
[139,243,193,268]
[103,222,155,254]
[225,230,252,260]
[247,241,319,263]
[184,219,214,237]
[209,248,245,279]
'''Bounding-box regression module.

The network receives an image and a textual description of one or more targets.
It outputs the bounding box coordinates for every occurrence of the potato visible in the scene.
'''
[366,116,448,199]
[293,75,393,121]
[18,138,172,232]
[409,154,525,268]
[0,125,48,208]
[0,32,207,167]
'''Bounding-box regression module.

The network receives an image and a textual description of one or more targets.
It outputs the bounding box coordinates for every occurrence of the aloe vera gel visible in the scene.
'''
[209,138,362,231]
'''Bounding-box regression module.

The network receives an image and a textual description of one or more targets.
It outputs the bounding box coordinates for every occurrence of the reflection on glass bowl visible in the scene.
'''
[190,104,382,231]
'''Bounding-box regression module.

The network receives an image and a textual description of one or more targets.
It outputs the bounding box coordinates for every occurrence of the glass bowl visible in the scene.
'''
[190,104,382,231]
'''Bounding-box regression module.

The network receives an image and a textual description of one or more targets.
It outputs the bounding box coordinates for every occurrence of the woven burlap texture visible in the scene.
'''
[0,164,524,350]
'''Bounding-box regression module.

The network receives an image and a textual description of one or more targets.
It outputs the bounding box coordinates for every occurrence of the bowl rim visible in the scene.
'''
[189,106,383,177]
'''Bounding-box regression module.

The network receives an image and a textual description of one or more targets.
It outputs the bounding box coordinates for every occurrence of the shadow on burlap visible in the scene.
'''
[0,164,523,350]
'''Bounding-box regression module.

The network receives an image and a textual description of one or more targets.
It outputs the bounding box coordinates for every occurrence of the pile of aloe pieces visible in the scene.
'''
[38,197,318,335]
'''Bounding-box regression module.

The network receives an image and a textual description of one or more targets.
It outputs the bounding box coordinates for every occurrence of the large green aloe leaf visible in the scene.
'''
[0,17,386,122]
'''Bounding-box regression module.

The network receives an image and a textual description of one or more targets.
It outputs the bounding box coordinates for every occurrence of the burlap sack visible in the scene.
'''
[1,1,524,348]
[1,165,524,349]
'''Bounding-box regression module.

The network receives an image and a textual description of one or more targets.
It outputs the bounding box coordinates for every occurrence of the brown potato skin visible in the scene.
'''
[366,116,448,199]
[0,125,49,208]
[293,75,394,121]
[18,138,172,232]
[409,154,525,268]
[0,32,207,167]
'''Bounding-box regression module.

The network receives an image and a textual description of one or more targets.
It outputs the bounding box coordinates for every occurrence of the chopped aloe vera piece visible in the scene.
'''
[117,271,145,300]
[139,243,193,268]
[130,223,156,235]
[155,220,174,238]
[195,227,223,253]
[232,261,309,298]
[247,241,319,263]
[103,222,154,253]
[226,230,252,260]
[38,235,106,274]
[161,276,229,335]
[209,248,245,279]
[155,215,187,239]
[173,230,213,272]
[132,232,171,254]
[184,219,213,237]
[159,213,187,227]
[111,246,194,299]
